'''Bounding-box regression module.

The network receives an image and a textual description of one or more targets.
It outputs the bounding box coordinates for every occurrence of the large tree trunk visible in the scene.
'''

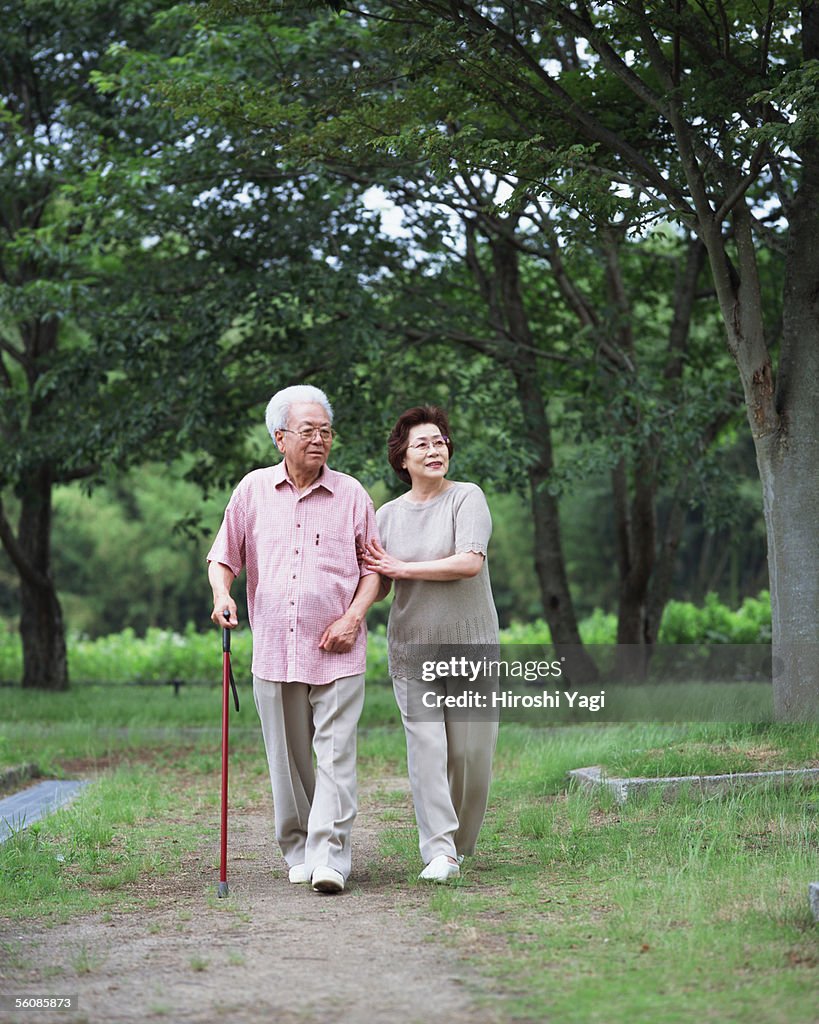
[757,430,819,720]
[701,189,818,719]
[762,138,819,719]
[16,466,68,691]
[676,7,819,721]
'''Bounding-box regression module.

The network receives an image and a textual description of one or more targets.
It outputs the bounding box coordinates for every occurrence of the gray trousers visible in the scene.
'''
[393,677,498,865]
[253,673,365,881]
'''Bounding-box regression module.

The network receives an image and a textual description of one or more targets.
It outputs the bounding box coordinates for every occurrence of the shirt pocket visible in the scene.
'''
[312,530,360,578]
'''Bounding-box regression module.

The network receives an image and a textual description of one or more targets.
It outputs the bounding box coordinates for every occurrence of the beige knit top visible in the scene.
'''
[375,482,500,679]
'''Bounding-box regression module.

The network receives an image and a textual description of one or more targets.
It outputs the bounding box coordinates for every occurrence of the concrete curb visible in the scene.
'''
[0,779,91,843]
[810,883,819,924]
[567,764,819,805]
[0,762,41,794]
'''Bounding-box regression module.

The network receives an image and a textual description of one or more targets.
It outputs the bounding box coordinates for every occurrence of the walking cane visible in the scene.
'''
[218,609,240,898]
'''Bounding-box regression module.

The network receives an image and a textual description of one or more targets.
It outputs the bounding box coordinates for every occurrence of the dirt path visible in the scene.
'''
[0,777,504,1024]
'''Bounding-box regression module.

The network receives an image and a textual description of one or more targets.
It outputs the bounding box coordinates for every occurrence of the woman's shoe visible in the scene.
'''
[311,866,345,893]
[418,855,460,882]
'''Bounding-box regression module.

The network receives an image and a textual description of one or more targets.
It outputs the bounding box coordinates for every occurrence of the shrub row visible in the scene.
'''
[0,592,771,687]
[501,591,771,646]
[0,622,390,687]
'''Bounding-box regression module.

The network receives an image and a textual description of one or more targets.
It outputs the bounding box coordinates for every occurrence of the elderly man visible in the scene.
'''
[207,384,381,894]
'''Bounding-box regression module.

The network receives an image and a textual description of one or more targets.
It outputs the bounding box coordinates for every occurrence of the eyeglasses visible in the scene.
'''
[280,426,336,443]
[407,436,449,452]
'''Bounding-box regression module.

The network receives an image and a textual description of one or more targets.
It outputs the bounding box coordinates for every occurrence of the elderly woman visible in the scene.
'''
[364,405,499,883]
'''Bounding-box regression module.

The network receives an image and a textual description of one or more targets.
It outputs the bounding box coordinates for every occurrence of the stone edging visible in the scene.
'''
[567,764,819,805]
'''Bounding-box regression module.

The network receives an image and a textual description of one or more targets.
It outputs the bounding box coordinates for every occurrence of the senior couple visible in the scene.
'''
[207,385,498,894]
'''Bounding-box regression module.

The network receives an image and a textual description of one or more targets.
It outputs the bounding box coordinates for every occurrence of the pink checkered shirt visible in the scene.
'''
[207,462,379,684]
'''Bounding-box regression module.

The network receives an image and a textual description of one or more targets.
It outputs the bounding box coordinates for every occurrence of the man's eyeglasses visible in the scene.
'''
[407,436,449,452]
[280,427,336,443]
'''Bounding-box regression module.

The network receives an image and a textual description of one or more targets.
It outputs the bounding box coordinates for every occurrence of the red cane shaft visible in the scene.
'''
[219,648,230,891]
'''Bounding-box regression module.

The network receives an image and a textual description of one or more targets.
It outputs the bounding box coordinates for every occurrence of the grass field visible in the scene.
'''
[1,683,817,1022]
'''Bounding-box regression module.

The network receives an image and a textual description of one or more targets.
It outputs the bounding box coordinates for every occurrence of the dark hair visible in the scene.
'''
[387,406,454,485]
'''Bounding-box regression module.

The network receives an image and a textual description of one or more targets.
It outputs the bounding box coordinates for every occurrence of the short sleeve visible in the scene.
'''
[355,492,381,577]
[453,484,492,556]
[206,486,247,577]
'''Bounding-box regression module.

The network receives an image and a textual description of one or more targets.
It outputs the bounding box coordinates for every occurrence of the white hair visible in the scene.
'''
[265,385,334,440]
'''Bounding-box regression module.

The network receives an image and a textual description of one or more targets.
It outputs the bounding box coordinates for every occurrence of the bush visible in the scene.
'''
[365,625,390,685]
[0,593,772,688]
[578,608,618,645]
[499,619,551,645]
[69,624,253,685]
[499,610,618,646]
[0,624,22,684]
[658,591,771,644]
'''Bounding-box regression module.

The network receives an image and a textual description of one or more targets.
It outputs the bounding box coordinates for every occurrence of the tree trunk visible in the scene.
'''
[20,578,68,691]
[459,222,600,683]
[605,235,703,680]
[512,359,600,685]
[756,431,819,720]
[483,230,600,684]
[17,466,68,691]
[762,134,819,718]
[612,455,656,679]
[646,496,687,640]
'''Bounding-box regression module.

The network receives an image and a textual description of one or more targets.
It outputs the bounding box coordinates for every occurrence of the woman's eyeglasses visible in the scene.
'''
[407,436,449,452]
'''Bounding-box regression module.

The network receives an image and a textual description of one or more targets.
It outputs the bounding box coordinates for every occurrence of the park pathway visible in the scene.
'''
[0,777,504,1024]
[0,780,90,844]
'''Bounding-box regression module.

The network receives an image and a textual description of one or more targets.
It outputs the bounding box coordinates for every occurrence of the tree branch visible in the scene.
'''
[53,464,100,485]
[664,234,707,380]
[442,0,696,218]
[0,496,48,589]
[713,145,771,225]
[0,339,28,372]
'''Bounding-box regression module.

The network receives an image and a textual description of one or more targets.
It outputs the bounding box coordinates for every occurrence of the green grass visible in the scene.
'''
[0,765,209,920]
[593,721,819,776]
[404,725,818,1024]
[0,682,400,920]
[0,679,401,772]
[1,686,816,1022]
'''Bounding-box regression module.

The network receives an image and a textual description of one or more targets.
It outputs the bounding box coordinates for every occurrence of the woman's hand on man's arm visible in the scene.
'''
[363,540,484,581]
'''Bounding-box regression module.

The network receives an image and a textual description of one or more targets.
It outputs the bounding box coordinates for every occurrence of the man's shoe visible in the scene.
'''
[311,866,345,893]
[418,855,460,883]
[288,864,309,884]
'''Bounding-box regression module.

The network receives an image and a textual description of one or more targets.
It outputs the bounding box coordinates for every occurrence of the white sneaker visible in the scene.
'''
[418,855,460,883]
[288,864,309,884]
[311,866,345,893]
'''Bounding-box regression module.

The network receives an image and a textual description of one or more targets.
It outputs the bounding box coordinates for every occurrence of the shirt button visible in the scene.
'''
[292,575,297,579]
[295,549,299,554]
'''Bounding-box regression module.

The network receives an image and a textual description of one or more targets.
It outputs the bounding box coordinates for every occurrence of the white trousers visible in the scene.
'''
[253,673,365,881]
[393,677,498,865]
